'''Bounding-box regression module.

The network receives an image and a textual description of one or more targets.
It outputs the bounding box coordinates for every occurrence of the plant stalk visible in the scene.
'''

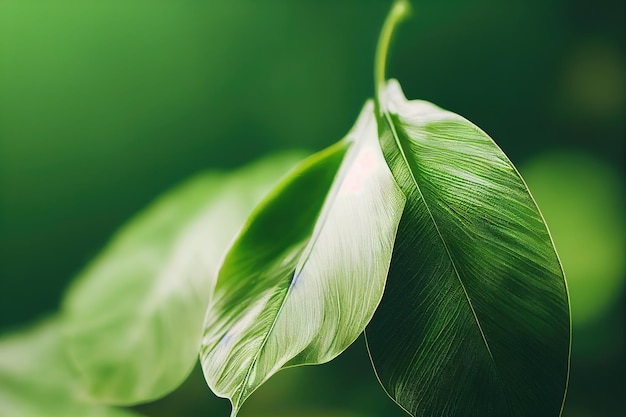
[374,0,411,104]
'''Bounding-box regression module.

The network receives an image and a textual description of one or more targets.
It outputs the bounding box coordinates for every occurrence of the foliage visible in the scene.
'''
[368,79,568,417]
[0,316,140,417]
[201,102,404,415]
[0,1,571,416]
[61,153,304,404]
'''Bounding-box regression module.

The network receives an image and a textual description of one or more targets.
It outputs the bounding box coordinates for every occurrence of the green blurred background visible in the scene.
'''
[0,0,623,416]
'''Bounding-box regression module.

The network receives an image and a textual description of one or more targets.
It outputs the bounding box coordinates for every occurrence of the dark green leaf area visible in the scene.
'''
[367,82,569,417]
[214,141,347,297]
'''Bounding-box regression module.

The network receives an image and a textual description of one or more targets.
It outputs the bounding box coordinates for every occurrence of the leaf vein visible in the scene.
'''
[381,110,513,415]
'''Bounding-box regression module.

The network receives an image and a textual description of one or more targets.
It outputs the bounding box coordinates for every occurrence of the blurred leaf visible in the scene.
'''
[521,152,625,328]
[366,80,570,417]
[62,152,305,405]
[200,102,405,416]
[0,317,140,417]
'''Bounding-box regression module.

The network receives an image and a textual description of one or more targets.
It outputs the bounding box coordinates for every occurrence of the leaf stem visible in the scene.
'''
[374,0,411,104]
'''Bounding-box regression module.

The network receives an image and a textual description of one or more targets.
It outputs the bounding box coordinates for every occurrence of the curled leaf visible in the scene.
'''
[200,102,405,415]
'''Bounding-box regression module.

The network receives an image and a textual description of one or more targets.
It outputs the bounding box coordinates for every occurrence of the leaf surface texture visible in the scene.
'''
[366,80,570,417]
[200,102,405,415]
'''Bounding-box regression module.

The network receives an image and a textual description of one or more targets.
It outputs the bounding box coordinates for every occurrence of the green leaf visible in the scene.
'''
[61,152,304,405]
[200,102,405,416]
[366,80,571,417]
[0,317,141,417]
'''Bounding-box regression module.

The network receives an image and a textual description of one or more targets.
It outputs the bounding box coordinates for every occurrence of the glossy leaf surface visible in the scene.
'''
[62,153,304,405]
[366,80,570,417]
[0,317,140,417]
[200,102,405,415]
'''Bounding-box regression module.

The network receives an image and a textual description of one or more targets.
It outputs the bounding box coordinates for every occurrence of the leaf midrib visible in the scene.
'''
[381,110,513,415]
[233,141,355,409]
